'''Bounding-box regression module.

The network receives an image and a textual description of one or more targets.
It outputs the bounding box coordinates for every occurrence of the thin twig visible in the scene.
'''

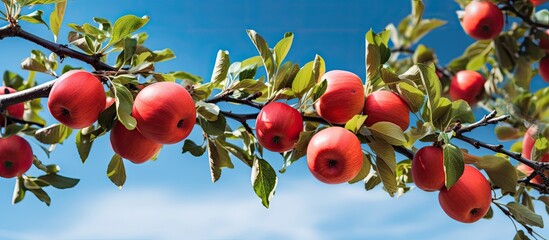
[500,1,549,29]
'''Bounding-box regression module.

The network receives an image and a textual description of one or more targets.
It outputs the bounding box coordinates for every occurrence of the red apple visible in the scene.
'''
[531,0,548,6]
[363,90,410,131]
[0,87,24,125]
[110,121,162,164]
[449,70,486,105]
[132,82,196,144]
[538,29,549,51]
[517,125,549,184]
[105,96,115,110]
[48,70,106,129]
[314,70,365,124]
[256,102,303,152]
[0,135,33,178]
[307,126,363,184]
[438,165,492,223]
[539,56,549,83]
[412,146,445,191]
[461,1,504,40]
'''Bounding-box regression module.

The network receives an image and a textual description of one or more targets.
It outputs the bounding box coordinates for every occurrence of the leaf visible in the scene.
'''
[274,32,293,67]
[365,173,382,190]
[112,82,137,130]
[513,230,529,240]
[210,50,230,85]
[251,158,278,208]
[19,10,49,28]
[345,115,367,134]
[397,82,425,112]
[410,19,446,44]
[349,154,372,184]
[533,137,549,162]
[506,202,544,228]
[196,101,220,121]
[37,174,79,189]
[75,128,93,163]
[108,15,149,47]
[474,155,517,194]
[247,30,276,82]
[207,138,234,183]
[369,122,406,146]
[12,177,26,205]
[182,139,206,157]
[494,124,520,141]
[442,144,464,189]
[34,124,72,144]
[366,43,381,83]
[368,142,397,196]
[199,114,227,136]
[411,0,424,26]
[281,131,315,173]
[28,188,51,206]
[107,154,126,188]
[292,55,324,96]
[49,0,66,42]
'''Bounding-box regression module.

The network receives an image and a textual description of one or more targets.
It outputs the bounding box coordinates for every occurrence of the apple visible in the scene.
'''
[449,70,486,105]
[539,56,549,83]
[315,70,365,124]
[48,70,106,129]
[306,126,363,184]
[438,165,492,223]
[538,29,549,51]
[461,0,504,40]
[531,0,548,6]
[110,121,162,164]
[0,135,33,178]
[256,102,303,152]
[0,86,25,125]
[411,146,445,191]
[516,125,549,184]
[363,90,410,131]
[132,82,196,144]
[105,96,115,110]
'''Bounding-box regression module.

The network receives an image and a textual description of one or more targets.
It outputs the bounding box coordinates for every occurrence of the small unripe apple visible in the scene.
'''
[48,70,106,129]
[449,70,486,105]
[307,126,363,184]
[256,102,303,153]
[110,121,162,164]
[438,165,492,223]
[314,70,365,124]
[517,125,549,184]
[411,146,445,191]
[0,135,33,178]
[363,90,410,131]
[539,56,549,83]
[461,1,504,40]
[132,82,196,144]
[0,87,24,125]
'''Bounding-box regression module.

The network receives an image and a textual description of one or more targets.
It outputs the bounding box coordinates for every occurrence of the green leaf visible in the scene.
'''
[369,122,406,146]
[12,177,26,205]
[533,137,549,162]
[345,115,367,134]
[75,128,93,163]
[292,55,324,96]
[28,188,51,206]
[196,101,220,121]
[483,206,493,219]
[349,154,372,184]
[37,174,79,189]
[19,10,49,28]
[199,114,227,136]
[34,124,72,144]
[108,15,149,47]
[210,50,230,85]
[365,173,382,190]
[494,35,518,70]
[107,154,126,188]
[151,48,175,62]
[410,19,446,44]
[368,142,397,197]
[311,78,328,103]
[247,30,276,82]
[442,144,464,189]
[474,155,517,195]
[411,0,424,26]
[506,202,544,228]
[366,43,381,83]
[274,32,293,67]
[218,139,254,167]
[49,0,66,42]
[513,230,529,240]
[112,82,136,130]
[207,138,234,183]
[182,139,206,157]
[413,44,435,64]
[231,79,267,94]
[281,131,315,173]
[534,9,549,25]
[397,82,424,112]
[251,158,278,208]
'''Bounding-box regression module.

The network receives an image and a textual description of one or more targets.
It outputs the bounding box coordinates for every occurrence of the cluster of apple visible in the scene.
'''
[46,70,197,164]
[412,146,492,223]
[516,125,549,183]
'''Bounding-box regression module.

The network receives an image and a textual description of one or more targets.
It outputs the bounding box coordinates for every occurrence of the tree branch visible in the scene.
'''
[500,1,549,29]
[206,91,263,109]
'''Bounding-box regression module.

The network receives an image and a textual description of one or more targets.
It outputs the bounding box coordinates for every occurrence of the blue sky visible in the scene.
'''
[0,0,548,239]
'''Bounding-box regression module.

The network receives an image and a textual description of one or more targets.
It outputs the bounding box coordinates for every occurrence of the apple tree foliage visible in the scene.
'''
[0,0,547,238]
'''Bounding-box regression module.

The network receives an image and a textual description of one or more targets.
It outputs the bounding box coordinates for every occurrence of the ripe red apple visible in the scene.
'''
[363,90,410,131]
[0,135,33,178]
[516,126,549,184]
[411,146,445,191]
[531,0,548,6]
[48,70,106,129]
[539,56,549,83]
[132,82,196,144]
[438,165,492,223]
[110,121,162,164]
[461,1,504,40]
[105,96,115,110]
[307,126,363,184]
[256,102,303,152]
[538,29,549,51]
[0,86,24,125]
[314,70,365,124]
[449,70,486,105]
